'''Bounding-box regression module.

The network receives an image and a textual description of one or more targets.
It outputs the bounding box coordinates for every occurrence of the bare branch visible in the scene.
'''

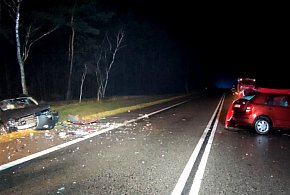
[95,29,125,99]
[3,0,16,13]
[105,32,112,51]
[22,25,31,62]
[107,29,125,72]
[23,26,58,62]
[3,0,16,21]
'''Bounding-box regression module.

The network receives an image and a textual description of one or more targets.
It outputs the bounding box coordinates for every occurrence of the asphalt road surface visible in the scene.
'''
[1,91,290,195]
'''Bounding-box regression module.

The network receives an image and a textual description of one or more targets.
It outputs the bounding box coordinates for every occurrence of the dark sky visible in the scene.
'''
[1,0,289,99]
[117,1,289,88]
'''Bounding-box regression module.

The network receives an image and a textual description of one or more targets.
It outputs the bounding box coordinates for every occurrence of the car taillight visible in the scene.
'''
[245,104,253,115]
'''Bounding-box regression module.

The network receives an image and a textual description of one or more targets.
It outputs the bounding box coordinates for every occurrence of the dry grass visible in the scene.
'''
[51,95,181,122]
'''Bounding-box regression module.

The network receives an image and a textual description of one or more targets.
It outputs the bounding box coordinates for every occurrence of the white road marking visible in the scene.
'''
[0,99,190,172]
[189,95,224,195]
[171,95,225,195]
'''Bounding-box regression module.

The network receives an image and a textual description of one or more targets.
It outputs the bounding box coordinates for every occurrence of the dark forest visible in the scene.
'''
[0,0,202,101]
[1,0,289,101]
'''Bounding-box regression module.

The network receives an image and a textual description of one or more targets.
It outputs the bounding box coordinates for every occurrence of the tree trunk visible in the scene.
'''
[95,53,103,101]
[66,13,75,100]
[15,1,28,95]
[79,64,87,103]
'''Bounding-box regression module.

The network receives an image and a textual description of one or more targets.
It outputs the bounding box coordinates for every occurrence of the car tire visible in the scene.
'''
[254,117,271,135]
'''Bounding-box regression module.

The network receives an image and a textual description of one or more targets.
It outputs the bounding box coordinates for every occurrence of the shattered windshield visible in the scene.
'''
[0,97,38,111]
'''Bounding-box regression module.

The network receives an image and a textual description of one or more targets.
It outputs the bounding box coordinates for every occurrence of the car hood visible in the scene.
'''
[0,104,50,123]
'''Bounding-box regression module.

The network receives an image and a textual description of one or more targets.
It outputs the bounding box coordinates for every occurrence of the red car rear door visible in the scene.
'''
[269,95,290,128]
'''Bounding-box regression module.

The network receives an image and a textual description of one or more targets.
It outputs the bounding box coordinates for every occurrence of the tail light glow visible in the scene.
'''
[245,104,253,115]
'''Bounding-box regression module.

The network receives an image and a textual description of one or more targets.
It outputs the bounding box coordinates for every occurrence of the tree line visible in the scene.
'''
[0,0,194,101]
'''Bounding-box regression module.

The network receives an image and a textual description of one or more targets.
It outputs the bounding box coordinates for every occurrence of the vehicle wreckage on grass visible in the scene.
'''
[0,95,59,134]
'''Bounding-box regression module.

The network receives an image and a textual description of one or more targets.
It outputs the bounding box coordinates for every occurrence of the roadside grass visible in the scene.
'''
[51,95,182,122]
[0,95,182,142]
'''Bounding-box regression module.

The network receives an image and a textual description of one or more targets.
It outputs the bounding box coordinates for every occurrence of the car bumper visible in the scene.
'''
[226,115,254,128]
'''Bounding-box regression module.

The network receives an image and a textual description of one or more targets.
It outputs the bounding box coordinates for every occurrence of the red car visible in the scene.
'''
[225,88,290,135]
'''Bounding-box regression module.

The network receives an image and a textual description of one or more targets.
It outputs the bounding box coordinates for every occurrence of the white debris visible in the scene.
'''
[57,187,65,194]
[59,132,66,138]
[71,130,89,137]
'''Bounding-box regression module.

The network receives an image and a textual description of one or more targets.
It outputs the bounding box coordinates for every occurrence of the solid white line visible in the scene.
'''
[0,99,190,172]
[189,94,225,195]
[171,96,224,195]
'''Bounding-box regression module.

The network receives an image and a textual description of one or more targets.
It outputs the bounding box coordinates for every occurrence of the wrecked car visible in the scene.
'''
[0,96,59,134]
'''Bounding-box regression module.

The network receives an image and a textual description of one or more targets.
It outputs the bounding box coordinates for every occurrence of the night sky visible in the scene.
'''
[122,1,289,88]
[0,0,289,100]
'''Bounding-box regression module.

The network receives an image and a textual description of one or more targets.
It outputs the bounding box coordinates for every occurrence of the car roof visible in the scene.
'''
[255,87,290,95]
[0,95,34,101]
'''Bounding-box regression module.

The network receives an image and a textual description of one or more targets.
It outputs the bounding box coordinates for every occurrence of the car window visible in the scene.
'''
[280,96,289,107]
[241,95,255,101]
[266,95,289,107]
[0,97,38,111]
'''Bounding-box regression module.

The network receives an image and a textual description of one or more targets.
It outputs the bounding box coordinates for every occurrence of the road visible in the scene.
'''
[1,91,290,195]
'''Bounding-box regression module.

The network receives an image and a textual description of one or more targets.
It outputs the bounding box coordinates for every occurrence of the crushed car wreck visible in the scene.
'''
[0,96,59,134]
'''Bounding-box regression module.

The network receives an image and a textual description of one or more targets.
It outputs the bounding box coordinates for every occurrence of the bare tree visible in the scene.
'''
[79,63,87,103]
[95,29,125,100]
[4,0,58,95]
[95,52,103,100]
[65,1,76,100]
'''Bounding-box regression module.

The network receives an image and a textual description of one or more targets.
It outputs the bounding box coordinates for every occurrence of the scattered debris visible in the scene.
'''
[1,110,154,166]
[67,114,98,125]
[57,186,65,194]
